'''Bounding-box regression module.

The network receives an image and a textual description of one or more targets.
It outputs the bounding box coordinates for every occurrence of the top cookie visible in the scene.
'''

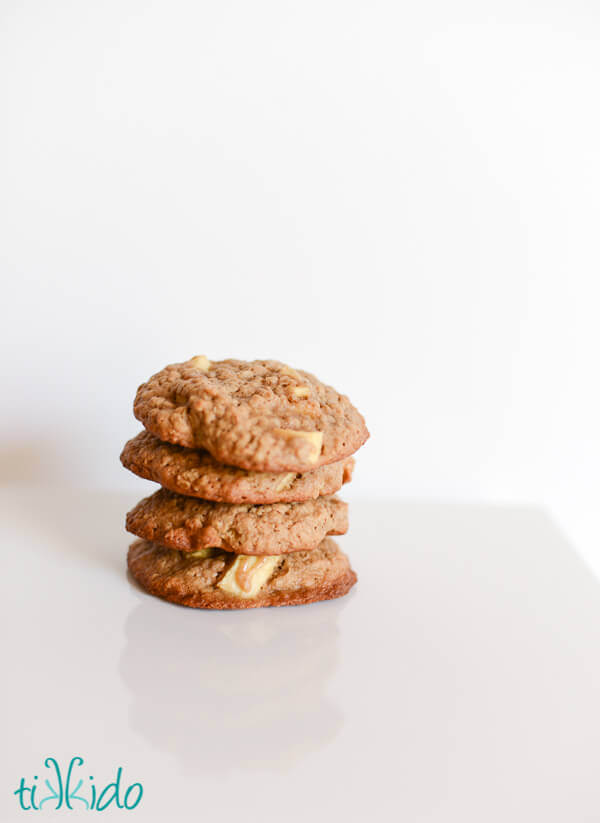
[133,357,369,472]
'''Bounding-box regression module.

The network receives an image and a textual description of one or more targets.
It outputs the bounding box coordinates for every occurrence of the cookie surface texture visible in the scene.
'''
[126,488,348,555]
[133,357,369,471]
[121,431,355,503]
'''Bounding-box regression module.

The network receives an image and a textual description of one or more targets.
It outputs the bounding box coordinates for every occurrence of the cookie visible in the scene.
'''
[133,357,369,471]
[127,537,357,609]
[120,430,355,503]
[125,488,348,555]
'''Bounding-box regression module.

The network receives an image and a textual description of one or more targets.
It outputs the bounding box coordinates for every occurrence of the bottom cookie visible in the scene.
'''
[127,538,357,609]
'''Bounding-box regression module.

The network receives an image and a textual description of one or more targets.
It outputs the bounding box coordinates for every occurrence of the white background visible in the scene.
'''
[1,1,599,568]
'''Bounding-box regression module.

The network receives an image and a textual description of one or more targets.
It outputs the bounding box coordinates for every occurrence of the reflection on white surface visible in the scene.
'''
[120,587,348,773]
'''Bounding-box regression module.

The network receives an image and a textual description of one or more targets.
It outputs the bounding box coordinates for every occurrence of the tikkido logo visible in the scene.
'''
[13,757,143,812]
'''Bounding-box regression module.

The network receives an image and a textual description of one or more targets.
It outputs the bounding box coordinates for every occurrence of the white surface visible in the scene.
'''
[1,1,599,573]
[3,490,600,821]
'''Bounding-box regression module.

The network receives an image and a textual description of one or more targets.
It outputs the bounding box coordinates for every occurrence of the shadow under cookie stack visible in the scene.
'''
[120,356,369,610]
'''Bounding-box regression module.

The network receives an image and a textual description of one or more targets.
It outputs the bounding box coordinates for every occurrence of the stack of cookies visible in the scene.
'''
[120,356,369,610]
